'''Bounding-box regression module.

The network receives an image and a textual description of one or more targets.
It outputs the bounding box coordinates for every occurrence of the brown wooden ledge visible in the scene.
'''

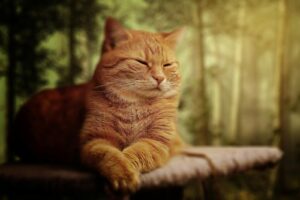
[0,147,282,197]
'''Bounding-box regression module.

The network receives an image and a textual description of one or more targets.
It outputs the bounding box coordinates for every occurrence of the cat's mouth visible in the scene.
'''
[147,85,165,92]
[146,87,161,92]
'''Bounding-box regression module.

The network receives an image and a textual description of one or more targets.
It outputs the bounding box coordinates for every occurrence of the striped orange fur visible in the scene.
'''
[80,18,184,192]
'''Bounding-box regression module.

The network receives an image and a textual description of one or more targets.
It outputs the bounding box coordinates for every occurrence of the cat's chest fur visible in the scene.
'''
[89,92,177,147]
[109,103,156,138]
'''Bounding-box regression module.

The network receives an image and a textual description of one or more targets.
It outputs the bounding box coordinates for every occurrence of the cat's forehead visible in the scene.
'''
[124,31,176,60]
[129,31,163,47]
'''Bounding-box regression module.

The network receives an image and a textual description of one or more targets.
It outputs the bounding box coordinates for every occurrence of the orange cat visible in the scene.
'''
[11,18,184,192]
[80,18,184,191]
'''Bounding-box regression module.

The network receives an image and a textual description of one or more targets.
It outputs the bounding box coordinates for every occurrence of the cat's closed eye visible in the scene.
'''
[134,59,148,66]
[163,62,177,68]
[163,63,173,67]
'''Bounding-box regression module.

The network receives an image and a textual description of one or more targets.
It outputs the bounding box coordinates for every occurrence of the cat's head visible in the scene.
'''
[93,17,184,102]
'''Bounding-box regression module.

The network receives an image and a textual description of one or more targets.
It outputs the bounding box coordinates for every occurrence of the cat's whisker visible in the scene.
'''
[93,82,120,90]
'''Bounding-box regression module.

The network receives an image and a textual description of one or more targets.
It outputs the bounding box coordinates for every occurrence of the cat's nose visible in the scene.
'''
[152,75,165,85]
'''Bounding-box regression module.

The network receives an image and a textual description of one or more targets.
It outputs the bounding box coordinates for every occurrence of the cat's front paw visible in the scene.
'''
[101,156,140,192]
[111,165,140,192]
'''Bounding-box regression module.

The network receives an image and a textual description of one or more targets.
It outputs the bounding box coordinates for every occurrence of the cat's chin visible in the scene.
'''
[135,88,178,100]
[107,85,177,103]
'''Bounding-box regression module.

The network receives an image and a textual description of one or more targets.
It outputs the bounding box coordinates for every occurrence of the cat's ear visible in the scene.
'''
[162,27,185,49]
[102,17,131,53]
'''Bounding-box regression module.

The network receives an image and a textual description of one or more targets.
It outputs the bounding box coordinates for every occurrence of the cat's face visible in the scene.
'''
[94,18,183,101]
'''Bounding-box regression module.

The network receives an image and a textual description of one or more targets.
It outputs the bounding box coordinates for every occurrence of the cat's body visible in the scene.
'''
[12,18,184,192]
[12,83,91,164]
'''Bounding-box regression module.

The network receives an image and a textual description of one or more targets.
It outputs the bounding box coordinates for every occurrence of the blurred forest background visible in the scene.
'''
[0,0,300,199]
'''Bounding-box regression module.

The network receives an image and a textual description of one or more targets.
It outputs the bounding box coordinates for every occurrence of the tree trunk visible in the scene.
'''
[211,74,222,146]
[274,0,289,192]
[192,0,209,145]
[5,0,16,162]
[228,0,246,143]
[68,0,76,85]
[210,32,223,146]
[87,40,93,78]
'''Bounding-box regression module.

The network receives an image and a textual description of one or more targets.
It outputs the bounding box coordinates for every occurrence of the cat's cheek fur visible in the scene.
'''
[160,80,172,91]
[163,89,178,98]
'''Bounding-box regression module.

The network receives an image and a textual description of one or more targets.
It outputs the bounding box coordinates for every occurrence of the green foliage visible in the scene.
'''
[0,0,67,96]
